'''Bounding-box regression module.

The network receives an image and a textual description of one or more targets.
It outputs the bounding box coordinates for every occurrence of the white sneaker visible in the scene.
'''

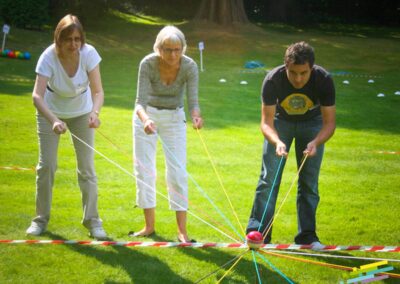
[311,241,325,250]
[26,223,44,236]
[89,227,108,240]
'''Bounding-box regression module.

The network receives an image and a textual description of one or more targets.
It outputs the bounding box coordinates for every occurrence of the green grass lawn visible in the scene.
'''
[0,11,399,283]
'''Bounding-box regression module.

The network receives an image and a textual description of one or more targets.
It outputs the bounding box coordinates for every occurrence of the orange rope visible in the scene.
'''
[259,250,400,279]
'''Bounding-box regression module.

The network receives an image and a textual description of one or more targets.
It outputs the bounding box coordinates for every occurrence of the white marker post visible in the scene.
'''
[198,41,204,72]
[2,24,10,51]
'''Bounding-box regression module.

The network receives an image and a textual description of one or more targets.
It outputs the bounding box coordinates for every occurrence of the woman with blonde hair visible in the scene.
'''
[131,26,203,242]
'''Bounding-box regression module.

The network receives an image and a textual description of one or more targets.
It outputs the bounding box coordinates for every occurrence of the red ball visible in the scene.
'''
[246,231,263,249]
[247,231,263,241]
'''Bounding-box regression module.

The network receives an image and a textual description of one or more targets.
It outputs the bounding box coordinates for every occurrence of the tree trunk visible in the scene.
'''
[195,0,249,25]
[265,0,304,24]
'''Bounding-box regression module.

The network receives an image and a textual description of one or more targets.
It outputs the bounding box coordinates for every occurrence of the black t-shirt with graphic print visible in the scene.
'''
[261,64,335,121]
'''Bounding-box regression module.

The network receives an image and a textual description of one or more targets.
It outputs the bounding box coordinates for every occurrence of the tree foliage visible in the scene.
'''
[0,0,49,29]
[245,0,400,26]
[1,0,398,30]
[48,0,108,23]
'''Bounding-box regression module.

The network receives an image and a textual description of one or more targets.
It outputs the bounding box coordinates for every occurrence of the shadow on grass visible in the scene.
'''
[43,232,296,283]
[44,232,190,283]
[146,234,298,283]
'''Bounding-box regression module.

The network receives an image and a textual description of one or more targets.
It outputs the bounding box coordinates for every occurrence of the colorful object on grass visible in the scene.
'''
[340,261,393,283]
[246,231,263,249]
[244,60,265,69]
[0,49,31,60]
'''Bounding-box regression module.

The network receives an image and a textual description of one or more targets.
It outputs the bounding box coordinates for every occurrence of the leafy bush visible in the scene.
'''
[0,0,49,29]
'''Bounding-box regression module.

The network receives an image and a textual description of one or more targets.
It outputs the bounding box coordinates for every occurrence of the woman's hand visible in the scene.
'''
[143,119,157,134]
[191,109,203,129]
[192,116,203,129]
[52,120,67,134]
[89,111,101,128]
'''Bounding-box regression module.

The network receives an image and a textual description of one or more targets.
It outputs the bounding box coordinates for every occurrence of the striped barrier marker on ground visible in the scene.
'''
[1,240,400,252]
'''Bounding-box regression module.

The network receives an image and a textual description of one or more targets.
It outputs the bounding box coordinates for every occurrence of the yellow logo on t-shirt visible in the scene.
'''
[280,93,315,115]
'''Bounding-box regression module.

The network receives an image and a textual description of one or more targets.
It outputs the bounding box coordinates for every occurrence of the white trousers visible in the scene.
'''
[133,106,188,210]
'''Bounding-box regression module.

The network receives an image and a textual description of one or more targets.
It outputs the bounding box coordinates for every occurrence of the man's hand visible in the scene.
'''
[276,141,288,157]
[304,141,318,157]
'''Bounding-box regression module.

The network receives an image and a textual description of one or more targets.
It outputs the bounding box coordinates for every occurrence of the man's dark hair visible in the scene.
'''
[284,41,315,67]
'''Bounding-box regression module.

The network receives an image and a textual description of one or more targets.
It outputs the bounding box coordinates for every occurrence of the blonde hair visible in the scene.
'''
[54,14,85,54]
[153,26,187,55]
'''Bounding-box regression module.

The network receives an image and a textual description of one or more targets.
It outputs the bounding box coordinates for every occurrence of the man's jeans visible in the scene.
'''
[247,115,324,244]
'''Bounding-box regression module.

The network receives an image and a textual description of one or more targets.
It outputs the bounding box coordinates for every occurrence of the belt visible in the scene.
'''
[46,85,87,95]
[148,104,182,110]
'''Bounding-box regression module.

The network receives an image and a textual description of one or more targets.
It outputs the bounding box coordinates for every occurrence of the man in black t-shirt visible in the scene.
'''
[246,42,336,248]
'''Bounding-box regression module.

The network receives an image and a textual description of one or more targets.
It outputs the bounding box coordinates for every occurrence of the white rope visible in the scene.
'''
[270,249,400,263]
[69,131,240,243]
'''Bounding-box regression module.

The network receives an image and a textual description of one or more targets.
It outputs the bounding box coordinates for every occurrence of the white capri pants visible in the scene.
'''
[133,106,188,210]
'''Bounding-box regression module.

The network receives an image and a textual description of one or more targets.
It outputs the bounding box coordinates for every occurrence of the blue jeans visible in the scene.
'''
[247,116,324,244]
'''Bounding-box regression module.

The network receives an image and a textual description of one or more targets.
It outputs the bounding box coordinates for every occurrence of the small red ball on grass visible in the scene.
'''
[246,231,263,250]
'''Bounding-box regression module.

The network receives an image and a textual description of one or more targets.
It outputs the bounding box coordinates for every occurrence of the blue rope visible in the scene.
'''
[157,135,244,241]
[251,250,263,284]
[256,251,294,284]
[257,156,285,232]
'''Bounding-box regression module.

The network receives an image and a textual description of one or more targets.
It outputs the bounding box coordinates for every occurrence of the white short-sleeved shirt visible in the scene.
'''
[35,43,101,119]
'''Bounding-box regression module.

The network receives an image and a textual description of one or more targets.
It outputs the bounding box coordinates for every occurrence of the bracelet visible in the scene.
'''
[93,110,100,116]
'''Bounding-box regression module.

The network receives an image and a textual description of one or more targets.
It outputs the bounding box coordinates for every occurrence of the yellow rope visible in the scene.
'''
[216,249,249,283]
[263,154,308,239]
[259,250,400,279]
[196,128,246,237]
[261,249,352,270]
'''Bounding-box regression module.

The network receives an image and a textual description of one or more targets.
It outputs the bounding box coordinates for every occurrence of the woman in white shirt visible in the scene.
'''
[26,14,107,240]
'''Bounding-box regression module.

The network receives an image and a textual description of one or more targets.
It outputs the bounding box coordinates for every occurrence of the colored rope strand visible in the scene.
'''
[259,250,400,279]
[158,134,244,241]
[257,155,285,232]
[260,249,352,271]
[96,129,132,160]
[98,130,238,241]
[252,250,263,284]
[194,250,249,283]
[262,154,309,239]
[69,131,240,243]
[196,128,246,237]
[216,249,249,283]
[255,251,295,284]
[270,250,400,263]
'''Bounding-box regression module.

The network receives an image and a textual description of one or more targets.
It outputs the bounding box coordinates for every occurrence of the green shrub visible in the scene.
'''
[0,0,49,29]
